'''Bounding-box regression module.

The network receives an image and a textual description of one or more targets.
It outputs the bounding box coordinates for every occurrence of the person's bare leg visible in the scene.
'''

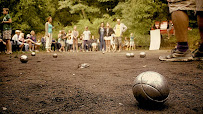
[73,40,75,52]
[8,40,12,53]
[193,12,203,58]
[172,11,189,52]
[6,40,9,53]
[19,44,24,51]
[134,44,136,50]
[76,43,78,52]
[168,30,170,39]
[28,42,32,51]
[172,11,189,42]
[197,13,203,44]
[106,41,108,52]
[109,41,111,52]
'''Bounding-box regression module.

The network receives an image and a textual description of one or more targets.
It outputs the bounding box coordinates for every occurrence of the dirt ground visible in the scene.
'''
[0,50,202,113]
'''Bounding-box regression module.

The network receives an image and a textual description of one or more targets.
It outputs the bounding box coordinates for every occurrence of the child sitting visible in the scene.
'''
[59,30,66,52]
[91,35,98,51]
[129,33,136,50]
[123,37,130,50]
[111,34,116,52]
[11,30,24,52]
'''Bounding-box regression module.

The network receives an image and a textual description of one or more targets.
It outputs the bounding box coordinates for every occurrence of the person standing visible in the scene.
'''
[129,33,136,50]
[113,19,127,52]
[2,8,12,54]
[65,30,72,52]
[104,23,114,52]
[83,26,91,52]
[159,0,203,61]
[98,22,106,52]
[72,26,79,52]
[45,16,54,52]
[59,30,66,52]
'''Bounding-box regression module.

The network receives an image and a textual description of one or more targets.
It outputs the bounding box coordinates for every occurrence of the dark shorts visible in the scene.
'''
[168,0,203,13]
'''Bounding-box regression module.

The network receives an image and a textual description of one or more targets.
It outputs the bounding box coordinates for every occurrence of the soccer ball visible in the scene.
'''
[132,71,170,104]
[20,55,28,63]
[31,52,36,56]
[126,53,131,58]
[130,53,134,57]
[53,53,57,58]
[140,52,146,58]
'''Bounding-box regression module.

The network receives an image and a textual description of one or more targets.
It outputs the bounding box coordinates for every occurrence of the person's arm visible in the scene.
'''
[110,28,114,35]
[113,25,116,32]
[2,18,12,23]
[76,31,79,38]
[2,14,12,23]
[104,28,107,36]
[0,39,6,45]
[45,22,48,37]
[122,23,127,33]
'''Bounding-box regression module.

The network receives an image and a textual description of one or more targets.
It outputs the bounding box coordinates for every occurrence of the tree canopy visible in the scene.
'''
[0,0,197,36]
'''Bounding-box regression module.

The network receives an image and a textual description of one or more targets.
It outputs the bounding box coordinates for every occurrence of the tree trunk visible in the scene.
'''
[81,9,87,19]
[78,0,87,19]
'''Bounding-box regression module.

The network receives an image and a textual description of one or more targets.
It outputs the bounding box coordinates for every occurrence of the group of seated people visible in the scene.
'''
[0,29,136,53]
[0,30,41,53]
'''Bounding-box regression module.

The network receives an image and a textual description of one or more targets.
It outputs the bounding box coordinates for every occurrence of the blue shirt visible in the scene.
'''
[48,23,52,33]
[130,36,134,42]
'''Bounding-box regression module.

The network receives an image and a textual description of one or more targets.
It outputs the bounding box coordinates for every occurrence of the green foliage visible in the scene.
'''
[160,29,200,49]
[188,29,201,49]
[61,16,116,39]
[0,0,200,49]
[113,0,168,35]
[1,0,57,34]
[135,34,150,48]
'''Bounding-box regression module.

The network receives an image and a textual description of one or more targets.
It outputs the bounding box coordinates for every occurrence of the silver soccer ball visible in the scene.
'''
[53,53,57,58]
[31,52,36,56]
[140,52,146,58]
[20,55,28,63]
[132,71,170,104]
[130,53,134,57]
[126,53,131,58]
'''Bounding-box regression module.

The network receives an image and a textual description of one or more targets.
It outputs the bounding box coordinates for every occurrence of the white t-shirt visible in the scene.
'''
[66,37,73,44]
[12,34,20,41]
[83,30,91,40]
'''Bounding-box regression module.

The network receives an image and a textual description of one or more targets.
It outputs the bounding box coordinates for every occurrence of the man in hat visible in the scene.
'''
[113,19,127,52]
[2,8,12,54]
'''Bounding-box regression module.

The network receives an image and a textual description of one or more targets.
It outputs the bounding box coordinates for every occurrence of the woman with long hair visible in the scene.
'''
[104,23,114,52]
[45,16,54,52]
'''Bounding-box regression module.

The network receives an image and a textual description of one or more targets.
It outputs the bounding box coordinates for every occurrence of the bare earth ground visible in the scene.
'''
[0,50,202,114]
